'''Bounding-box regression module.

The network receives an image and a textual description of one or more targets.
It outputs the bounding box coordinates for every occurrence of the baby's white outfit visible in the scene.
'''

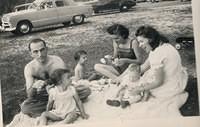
[48,86,77,119]
[120,76,142,104]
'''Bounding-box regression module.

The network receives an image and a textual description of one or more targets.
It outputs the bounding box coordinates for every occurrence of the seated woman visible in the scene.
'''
[94,24,145,79]
[128,25,188,106]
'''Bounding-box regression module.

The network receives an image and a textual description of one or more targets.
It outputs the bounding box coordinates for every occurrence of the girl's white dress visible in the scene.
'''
[48,86,77,119]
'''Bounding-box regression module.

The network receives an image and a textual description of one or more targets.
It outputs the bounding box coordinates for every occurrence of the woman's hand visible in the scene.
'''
[130,86,144,95]
[113,58,127,66]
[110,78,121,85]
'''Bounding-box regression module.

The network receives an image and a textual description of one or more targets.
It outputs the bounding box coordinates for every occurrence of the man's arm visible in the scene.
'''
[24,64,36,97]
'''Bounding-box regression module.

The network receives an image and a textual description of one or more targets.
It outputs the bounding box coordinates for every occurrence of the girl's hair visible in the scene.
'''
[74,50,87,61]
[48,69,70,85]
[107,24,129,39]
[135,25,169,50]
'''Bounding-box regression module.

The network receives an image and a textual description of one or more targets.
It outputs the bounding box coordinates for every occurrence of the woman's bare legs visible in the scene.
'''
[94,64,120,79]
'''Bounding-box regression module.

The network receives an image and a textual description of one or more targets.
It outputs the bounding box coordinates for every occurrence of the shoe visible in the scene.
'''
[121,101,130,108]
[106,99,120,107]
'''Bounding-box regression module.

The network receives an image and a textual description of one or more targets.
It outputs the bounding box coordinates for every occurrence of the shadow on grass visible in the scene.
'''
[180,76,199,116]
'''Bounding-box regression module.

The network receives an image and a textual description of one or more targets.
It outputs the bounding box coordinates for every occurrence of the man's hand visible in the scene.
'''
[32,80,46,91]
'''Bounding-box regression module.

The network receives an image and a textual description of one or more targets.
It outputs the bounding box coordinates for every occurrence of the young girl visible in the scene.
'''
[37,69,89,125]
[107,64,149,108]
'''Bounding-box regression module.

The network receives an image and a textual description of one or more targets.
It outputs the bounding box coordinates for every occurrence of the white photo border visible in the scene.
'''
[0,0,200,127]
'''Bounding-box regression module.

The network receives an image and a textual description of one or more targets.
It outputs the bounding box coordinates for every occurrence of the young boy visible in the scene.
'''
[107,64,149,108]
[73,50,88,82]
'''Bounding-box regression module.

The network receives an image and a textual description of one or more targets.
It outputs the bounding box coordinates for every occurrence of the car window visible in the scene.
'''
[40,1,53,9]
[55,1,65,7]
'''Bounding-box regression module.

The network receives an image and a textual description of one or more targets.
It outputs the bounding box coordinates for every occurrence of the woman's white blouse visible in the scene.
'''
[147,43,188,98]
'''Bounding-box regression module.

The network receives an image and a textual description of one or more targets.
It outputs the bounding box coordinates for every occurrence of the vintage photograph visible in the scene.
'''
[0,0,199,127]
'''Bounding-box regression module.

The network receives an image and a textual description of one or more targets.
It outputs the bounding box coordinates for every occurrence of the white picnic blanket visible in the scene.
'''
[6,80,188,127]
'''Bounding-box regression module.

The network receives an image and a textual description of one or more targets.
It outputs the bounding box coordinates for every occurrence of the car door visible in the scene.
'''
[54,0,75,23]
[33,1,59,27]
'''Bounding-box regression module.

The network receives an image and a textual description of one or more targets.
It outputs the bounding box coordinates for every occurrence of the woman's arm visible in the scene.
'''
[143,67,164,90]
[113,41,118,58]
[131,67,164,94]
[140,59,150,75]
[73,91,89,119]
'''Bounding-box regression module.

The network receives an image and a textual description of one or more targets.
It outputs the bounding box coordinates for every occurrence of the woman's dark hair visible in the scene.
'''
[107,24,129,39]
[74,50,87,61]
[47,69,70,85]
[135,25,169,50]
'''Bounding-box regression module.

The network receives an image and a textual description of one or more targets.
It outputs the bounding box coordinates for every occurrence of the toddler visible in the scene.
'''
[37,69,89,125]
[107,64,149,108]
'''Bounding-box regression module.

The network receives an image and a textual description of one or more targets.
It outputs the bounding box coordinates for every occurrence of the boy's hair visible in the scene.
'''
[74,50,87,61]
[47,69,70,85]
[129,64,140,73]
[28,38,47,51]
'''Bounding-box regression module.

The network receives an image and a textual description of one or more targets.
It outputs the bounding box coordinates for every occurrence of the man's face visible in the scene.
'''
[30,41,48,64]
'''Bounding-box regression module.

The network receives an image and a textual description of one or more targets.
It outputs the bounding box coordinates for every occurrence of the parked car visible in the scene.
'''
[91,0,136,13]
[0,0,93,35]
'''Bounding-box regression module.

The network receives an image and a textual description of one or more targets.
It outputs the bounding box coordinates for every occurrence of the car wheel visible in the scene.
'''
[63,21,71,26]
[120,5,128,12]
[16,21,32,35]
[72,15,85,25]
